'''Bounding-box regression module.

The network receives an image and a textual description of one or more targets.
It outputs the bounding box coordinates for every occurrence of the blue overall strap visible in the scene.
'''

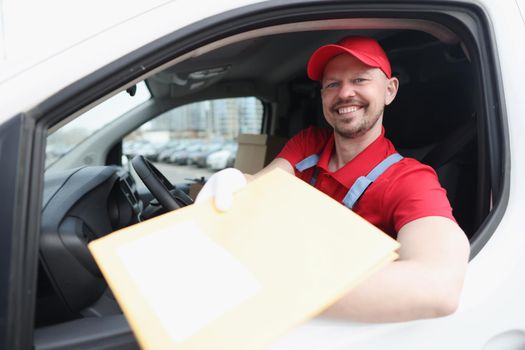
[342,153,403,209]
[295,154,320,171]
[295,154,320,186]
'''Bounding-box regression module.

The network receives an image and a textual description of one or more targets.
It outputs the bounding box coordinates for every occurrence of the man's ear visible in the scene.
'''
[385,77,399,106]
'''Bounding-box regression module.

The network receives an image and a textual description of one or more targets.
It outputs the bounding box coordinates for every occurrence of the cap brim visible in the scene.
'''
[307,44,386,81]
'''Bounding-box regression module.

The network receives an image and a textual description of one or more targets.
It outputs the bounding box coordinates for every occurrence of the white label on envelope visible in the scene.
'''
[117,220,260,343]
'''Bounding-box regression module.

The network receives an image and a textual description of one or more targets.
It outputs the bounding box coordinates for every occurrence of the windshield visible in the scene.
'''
[45,82,151,168]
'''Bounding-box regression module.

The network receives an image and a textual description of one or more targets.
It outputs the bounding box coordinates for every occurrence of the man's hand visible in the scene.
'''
[195,158,294,211]
[195,168,247,211]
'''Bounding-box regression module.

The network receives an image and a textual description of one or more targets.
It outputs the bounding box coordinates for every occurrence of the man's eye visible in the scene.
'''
[323,82,339,89]
[354,78,368,84]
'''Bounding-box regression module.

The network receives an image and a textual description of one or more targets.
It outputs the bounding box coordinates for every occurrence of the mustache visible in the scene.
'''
[331,98,367,112]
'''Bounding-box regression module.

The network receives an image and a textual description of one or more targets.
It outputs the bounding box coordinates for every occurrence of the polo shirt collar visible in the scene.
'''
[316,127,395,188]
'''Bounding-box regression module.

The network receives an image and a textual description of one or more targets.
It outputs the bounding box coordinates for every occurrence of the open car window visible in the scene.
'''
[123,97,263,185]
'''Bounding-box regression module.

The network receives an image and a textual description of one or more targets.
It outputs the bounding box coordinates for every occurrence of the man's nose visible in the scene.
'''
[338,82,356,98]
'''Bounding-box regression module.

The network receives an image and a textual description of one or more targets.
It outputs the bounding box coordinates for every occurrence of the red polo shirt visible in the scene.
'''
[277,126,455,238]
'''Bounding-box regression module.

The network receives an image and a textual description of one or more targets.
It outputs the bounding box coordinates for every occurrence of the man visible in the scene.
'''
[196,36,470,322]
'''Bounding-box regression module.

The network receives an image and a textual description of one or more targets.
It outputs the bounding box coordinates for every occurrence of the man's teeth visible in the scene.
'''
[338,106,359,114]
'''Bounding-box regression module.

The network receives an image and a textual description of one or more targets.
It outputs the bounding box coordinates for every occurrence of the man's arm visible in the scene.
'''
[321,216,470,322]
[248,158,294,180]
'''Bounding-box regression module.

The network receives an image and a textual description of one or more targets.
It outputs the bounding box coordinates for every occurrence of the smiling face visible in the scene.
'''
[320,54,398,139]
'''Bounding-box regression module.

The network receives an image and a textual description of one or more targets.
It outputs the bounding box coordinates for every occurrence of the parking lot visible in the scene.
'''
[152,162,215,185]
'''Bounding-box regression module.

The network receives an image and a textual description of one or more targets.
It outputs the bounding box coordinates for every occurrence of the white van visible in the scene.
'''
[1,0,524,348]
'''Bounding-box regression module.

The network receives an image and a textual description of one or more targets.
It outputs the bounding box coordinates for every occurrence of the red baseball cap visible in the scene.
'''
[307,36,392,81]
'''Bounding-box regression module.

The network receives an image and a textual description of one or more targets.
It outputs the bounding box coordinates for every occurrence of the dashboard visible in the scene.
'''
[39,166,142,322]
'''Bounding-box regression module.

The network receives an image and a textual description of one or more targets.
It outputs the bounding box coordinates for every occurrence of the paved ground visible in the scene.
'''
[153,162,215,184]
[132,161,215,192]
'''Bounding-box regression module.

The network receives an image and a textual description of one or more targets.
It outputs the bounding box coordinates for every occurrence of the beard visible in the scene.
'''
[329,98,383,139]
[333,110,382,139]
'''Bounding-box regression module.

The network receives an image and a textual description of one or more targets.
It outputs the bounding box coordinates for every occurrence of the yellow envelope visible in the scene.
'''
[88,168,399,349]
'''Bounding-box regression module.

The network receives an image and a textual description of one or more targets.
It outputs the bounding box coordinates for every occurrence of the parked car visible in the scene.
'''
[155,145,179,163]
[151,140,178,162]
[155,139,194,163]
[1,0,524,349]
[123,140,153,159]
[188,142,224,167]
[207,143,239,170]
[168,143,203,165]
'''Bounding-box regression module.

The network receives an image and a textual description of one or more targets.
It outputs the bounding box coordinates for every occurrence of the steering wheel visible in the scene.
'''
[131,155,193,211]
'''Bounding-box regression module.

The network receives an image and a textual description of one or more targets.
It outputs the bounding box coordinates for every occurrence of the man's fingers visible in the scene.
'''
[194,181,215,204]
[194,168,247,211]
[215,185,234,211]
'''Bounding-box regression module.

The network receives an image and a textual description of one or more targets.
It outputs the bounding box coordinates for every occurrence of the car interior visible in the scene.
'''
[35,16,496,349]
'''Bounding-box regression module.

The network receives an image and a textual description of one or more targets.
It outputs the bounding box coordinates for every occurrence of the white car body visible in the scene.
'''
[206,149,233,170]
[1,0,525,349]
